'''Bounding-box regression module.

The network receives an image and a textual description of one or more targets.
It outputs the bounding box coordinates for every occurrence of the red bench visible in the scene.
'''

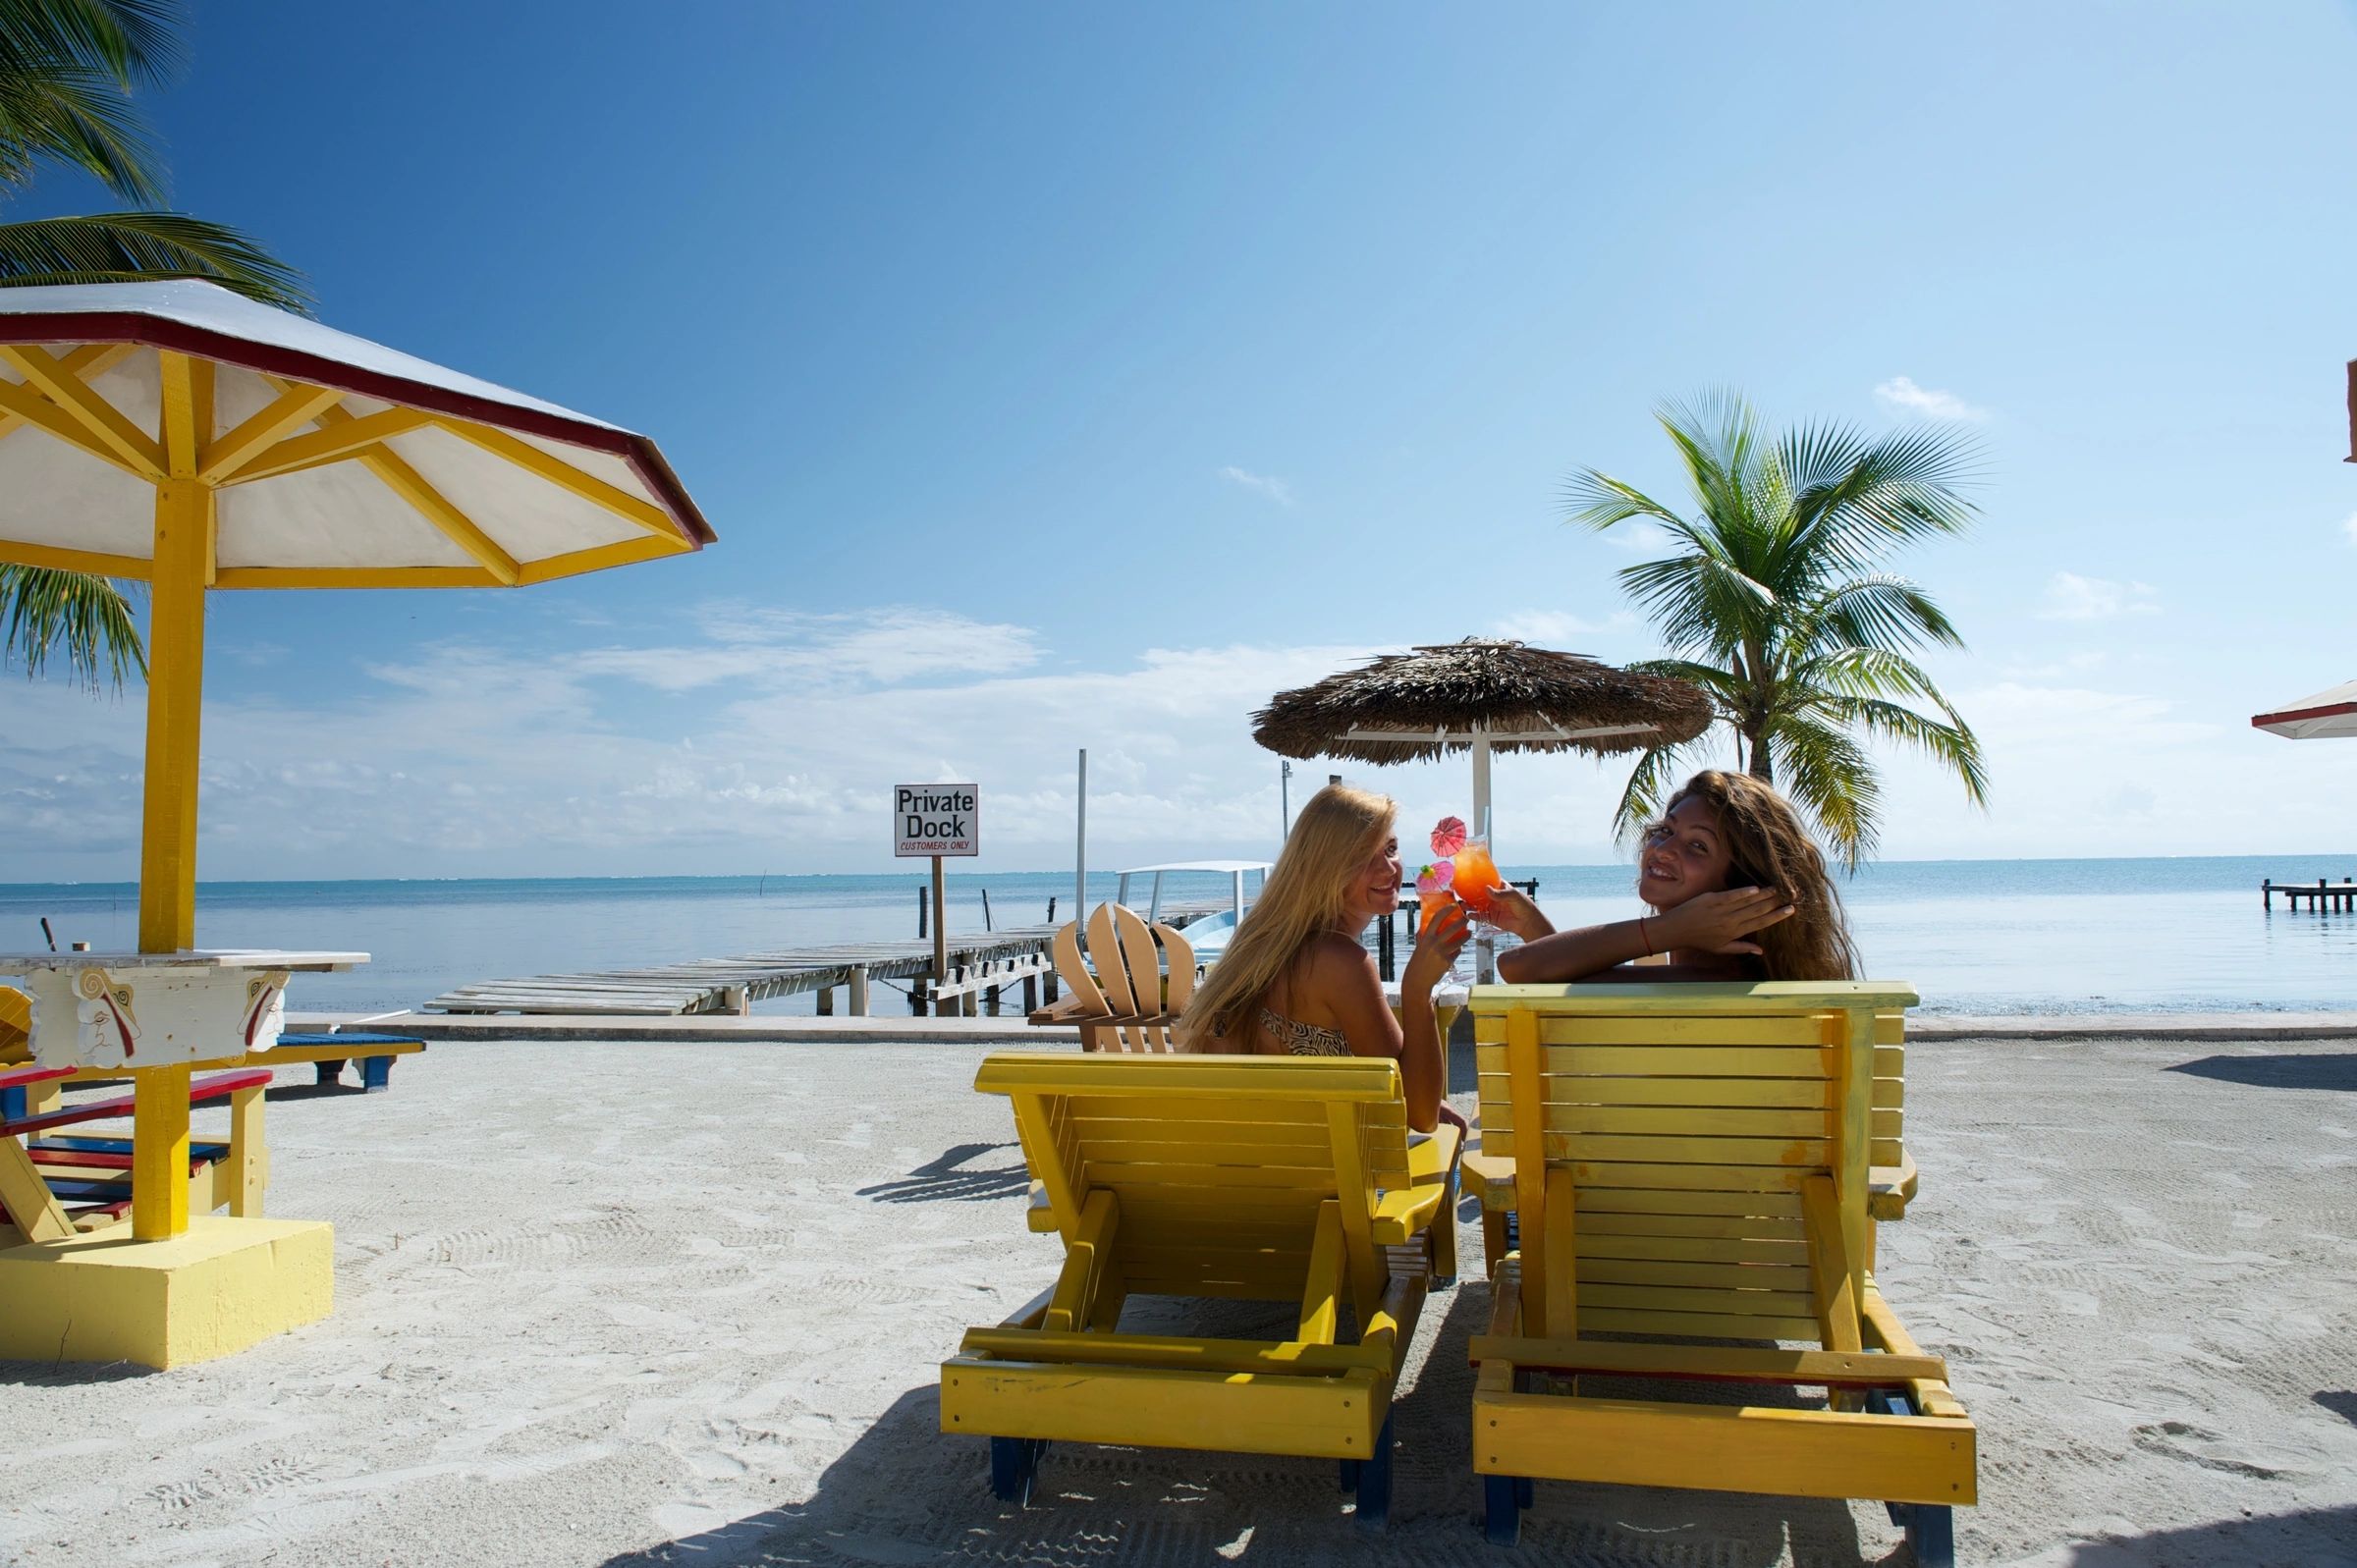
[0,1068,272,1243]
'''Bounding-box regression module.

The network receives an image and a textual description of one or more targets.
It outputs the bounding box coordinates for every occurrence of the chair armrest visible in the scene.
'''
[1459,1149,1513,1211]
[1869,1150,1919,1221]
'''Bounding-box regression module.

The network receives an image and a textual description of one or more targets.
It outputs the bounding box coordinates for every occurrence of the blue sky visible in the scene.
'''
[7,1,2357,880]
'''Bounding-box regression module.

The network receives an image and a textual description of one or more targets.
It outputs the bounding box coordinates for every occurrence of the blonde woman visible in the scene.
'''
[1179,784,1468,1133]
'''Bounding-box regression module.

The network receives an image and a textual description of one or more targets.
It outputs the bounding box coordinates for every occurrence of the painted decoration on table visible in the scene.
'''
[22,964,291,1069]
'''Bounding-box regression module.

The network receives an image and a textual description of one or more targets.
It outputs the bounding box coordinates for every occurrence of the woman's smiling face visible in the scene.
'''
[1345,830,1403,926]
[1637,796,1736,910]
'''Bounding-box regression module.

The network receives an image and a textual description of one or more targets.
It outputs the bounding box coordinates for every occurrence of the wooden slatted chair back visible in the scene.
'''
[1470,981,1918,1344]
[975,1053,1412,1304]
[1051,905,1197,1052]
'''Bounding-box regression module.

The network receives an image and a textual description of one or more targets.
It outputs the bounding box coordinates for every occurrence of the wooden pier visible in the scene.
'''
[2263,877,2357,912]
[422,898,1236,1018]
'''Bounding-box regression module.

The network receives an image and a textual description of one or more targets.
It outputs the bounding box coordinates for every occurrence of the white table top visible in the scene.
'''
[1382,980,1470,1008]
[0,948,368,973]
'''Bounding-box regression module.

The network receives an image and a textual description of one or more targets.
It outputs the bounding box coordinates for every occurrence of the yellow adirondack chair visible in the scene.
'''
[1035,903,1196,1052]
[939,1052,1459,1524]
[1460,1006,1920,1277]
[1464,982,1973,1563]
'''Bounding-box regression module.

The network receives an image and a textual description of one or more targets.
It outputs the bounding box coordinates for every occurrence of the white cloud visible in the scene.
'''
[1488,609,1635,646]
[1599,518,1677,554]
[1217,465,1296,507]
[2038,571,2160,622]
[1873,376,1986,422]
[2341,512,2357,547]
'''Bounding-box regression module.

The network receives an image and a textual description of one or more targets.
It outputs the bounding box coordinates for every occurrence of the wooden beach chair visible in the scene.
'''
[1464,982,1973,1564]
[1027,903,1197,1052]
[939,1052,1458,1525]
[1459,1005,1920,1277]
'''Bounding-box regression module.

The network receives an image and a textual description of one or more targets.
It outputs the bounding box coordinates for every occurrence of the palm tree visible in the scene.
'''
[0,0,306,689]
[1568,391,1988,868]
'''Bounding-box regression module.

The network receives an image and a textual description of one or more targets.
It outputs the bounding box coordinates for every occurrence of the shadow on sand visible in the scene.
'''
[2165,1053,2357,1092]
[2059,1504,2357,1565]
[856,1142,1030,1205]
[600,1278,1874,1568]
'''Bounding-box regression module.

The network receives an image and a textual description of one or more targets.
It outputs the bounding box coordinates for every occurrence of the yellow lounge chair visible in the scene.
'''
[1460,1006,1920,1277]
[939,1052,1458,1525]
[1464,982,1973,1564]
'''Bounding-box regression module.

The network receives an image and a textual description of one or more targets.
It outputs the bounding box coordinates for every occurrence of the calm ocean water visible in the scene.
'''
[3,856,2353,1017]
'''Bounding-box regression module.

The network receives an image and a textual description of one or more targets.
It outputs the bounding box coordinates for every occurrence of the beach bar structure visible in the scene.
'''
[0,280,710,1365]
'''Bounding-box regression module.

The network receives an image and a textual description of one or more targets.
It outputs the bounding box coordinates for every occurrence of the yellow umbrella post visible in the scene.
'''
[0,283,713,1362]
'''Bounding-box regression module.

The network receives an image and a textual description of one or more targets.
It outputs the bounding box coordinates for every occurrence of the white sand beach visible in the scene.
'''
[3,1033,2353,1568]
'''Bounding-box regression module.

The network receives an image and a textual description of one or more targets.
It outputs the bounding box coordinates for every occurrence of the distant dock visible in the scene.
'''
[2262,877,2357,912]
[422,897,1236,1017]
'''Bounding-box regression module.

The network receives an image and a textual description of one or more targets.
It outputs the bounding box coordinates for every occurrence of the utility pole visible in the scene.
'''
[1279,760,1292,844]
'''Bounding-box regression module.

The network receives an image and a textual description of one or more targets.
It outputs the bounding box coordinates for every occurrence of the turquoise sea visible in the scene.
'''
[3,855,2353,1017]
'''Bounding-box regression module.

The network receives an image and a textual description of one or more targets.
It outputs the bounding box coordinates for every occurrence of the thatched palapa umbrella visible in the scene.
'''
[1254,639,1713,972]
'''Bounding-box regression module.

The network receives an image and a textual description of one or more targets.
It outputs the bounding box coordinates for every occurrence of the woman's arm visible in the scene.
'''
[1313,906,1466,1132]
[1498,887,1795,984]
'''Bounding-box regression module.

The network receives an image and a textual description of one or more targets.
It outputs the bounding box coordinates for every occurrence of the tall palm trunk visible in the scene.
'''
[1746,727,1773,784]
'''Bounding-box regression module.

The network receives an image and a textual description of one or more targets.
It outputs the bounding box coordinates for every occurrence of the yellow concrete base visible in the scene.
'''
[0,1215,333,1369]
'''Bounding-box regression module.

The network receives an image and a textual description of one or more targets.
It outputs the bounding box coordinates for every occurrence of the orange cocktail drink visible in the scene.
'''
[1452,840,1502,915]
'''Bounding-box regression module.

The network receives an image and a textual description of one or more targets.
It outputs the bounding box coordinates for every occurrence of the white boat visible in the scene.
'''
[1112,860,1268,965]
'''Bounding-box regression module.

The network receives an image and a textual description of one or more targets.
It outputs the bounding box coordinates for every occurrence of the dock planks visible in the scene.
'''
[422,899,1237,1017]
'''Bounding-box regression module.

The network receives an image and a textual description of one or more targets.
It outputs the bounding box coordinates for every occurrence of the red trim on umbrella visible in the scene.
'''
[0,310,715,546]
[2252,700,2357,729]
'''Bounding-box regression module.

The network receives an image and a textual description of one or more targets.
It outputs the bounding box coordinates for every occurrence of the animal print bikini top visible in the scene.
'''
[1258,1007,1350,1057]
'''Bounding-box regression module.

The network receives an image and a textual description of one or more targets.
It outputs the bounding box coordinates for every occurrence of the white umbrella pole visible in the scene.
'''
[1074,748,1087,921]
[1472,730,1495,983]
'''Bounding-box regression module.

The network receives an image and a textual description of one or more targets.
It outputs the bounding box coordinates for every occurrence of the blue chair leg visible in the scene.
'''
[1868,1391,1957,1567]
[988,1435,1044,1505]
[359,1055,394,1092]
[1337,1457,1360,1491]
[1352,1411,1395,1529]
[1514,1475,1535,1509]
[313,1059,346,1088]
[1483,1474,1521,1544]
[1,1086,24,1123]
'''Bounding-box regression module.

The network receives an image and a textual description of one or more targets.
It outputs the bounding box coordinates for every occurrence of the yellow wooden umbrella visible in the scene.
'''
[0,279,712,1244]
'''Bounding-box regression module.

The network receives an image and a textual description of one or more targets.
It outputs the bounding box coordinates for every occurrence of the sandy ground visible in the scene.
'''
[2,1035,2353,1568]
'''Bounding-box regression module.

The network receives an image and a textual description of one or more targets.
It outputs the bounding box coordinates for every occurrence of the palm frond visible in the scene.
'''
[0,563,144,688]
[0,0,181,86]
[1811,692,1990,809]
[1781,421,1982,576]
[1617,549,1775,660]
[1562,469,1690,535]
[1765,713,1881,870]
[0,211,309,308]
[1790,573,1967,658]
[0,55,163,200]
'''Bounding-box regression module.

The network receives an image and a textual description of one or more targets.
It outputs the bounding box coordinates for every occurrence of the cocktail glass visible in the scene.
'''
[1452,839,1503,916]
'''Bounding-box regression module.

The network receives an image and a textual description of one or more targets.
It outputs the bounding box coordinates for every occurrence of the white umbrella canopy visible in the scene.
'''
[2252,677,2357,740]
[0,280,715,1242]
[0,279,712,583]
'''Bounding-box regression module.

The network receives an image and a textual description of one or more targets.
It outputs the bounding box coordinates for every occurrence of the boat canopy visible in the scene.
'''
[1114,861,1272,922]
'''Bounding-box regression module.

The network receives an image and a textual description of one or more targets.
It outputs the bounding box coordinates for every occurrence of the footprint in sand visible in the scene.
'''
[2131,1419,2308,1482]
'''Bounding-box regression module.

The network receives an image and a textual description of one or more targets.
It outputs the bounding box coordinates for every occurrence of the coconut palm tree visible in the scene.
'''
[1568,391,1988,868]
[1,0,306,689]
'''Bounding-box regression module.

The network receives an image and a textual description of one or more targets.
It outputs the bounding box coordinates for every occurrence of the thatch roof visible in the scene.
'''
[1252,638,1716,764]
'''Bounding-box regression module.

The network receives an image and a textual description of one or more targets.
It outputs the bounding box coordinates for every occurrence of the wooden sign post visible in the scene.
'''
[894,784,980,1011]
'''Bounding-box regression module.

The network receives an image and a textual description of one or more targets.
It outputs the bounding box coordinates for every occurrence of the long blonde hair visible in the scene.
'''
[1179,784,1396,1049]
[1652,770,1859,981]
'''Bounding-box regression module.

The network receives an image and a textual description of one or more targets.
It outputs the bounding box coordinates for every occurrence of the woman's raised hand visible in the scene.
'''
[1656,887,1794,956]
[1485,886,1553,943]
[1403,898,1470,990]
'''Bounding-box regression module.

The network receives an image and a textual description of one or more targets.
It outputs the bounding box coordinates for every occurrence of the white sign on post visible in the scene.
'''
[895,784,979,857]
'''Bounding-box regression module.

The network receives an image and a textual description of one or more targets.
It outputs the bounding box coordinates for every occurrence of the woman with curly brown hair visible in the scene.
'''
[1492,770,1859,984]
